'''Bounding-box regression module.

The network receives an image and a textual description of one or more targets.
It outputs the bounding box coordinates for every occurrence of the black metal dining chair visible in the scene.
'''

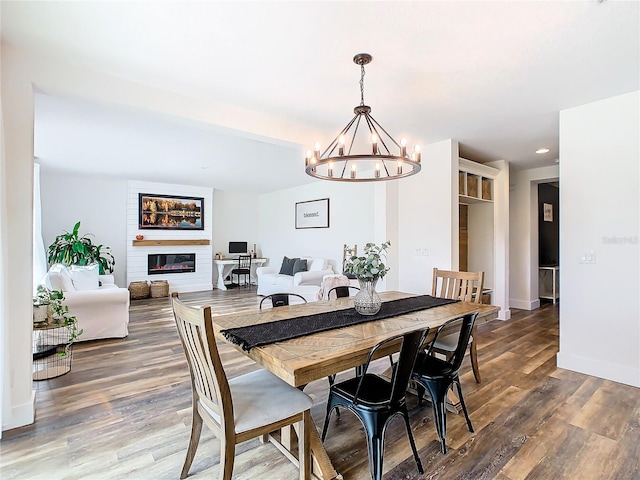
[327,285,360,300]
[259,293,308,309]
[322,328,430,480]
[412,311,478,454]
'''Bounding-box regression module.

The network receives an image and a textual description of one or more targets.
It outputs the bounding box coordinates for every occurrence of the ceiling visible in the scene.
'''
[3,1,639,193]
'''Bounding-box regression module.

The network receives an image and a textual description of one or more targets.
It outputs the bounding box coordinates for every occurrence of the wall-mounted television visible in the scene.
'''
[229,241,248,254]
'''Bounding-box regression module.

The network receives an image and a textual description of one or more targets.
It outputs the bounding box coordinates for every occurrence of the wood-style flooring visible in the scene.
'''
[2,288,639,479]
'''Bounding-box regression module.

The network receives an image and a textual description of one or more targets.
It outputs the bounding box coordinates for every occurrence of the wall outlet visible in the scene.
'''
[414,248,428,256]
[579,251,596,264]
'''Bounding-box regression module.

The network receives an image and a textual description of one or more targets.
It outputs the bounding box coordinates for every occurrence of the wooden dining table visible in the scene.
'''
[212,291,500,480]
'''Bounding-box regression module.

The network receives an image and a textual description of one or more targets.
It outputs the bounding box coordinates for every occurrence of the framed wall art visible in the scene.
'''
[295,198,330,229]
[139,193,204,230]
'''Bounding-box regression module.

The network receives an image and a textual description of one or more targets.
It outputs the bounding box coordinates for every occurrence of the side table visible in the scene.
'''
[32,322,73,381]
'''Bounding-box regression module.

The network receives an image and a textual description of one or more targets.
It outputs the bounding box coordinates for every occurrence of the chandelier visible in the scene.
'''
[305,53,421,182]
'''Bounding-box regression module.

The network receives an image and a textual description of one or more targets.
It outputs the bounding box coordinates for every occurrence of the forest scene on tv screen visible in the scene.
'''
[139,193,204,230]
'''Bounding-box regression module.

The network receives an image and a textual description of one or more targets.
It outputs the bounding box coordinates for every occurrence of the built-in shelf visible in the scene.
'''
[132,239,210,247]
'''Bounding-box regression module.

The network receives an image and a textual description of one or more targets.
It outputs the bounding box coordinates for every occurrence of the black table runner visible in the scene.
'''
[221,295,458,352]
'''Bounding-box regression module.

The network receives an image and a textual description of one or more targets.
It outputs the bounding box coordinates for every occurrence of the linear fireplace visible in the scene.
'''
[148,253,196,275]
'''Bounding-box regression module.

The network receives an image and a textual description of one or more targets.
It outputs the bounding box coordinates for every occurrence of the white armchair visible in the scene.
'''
[257,257,334,301]
[42,267,130,342]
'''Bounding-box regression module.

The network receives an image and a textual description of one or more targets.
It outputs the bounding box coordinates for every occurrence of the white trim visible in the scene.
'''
[557,352,640,388]
[459,158,500,178]
[510,298,541,311]
[497,309,511,321]
[2,390,35,432]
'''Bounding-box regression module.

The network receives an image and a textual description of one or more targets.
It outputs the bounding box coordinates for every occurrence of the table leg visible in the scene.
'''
[291,417,342,480]
[215,265,227,290]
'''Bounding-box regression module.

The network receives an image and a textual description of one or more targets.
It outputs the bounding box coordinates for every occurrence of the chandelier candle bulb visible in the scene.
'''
[397,161,403,175]
[401,138,407,157]
[328,163,334,177]
[339,136,345,156]
[375,164,381,178]
[351,164,356,179]
[372,134,378,154]
[414,145,421,163]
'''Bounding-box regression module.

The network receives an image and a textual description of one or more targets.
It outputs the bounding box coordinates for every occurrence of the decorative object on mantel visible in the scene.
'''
[150,280,169,298]
[47,221,115,274]
[139,193,204,230]
[343,241,390,315]
[136,235,144,240]
[305,53,421,182]
[128,281,150,299]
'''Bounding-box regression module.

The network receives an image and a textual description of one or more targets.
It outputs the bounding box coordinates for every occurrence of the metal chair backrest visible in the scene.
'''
[327,285,360,300]
[259,293,308,309]
[427,312,479,373]
[432,268,484,304]
[355,328,429,407]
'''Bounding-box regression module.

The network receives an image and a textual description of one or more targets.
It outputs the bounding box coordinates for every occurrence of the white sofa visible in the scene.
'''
[256,257,333,302]
[42,266,130,342]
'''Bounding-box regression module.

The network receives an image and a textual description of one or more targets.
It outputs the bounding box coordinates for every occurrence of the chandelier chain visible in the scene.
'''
[360,63,366,106]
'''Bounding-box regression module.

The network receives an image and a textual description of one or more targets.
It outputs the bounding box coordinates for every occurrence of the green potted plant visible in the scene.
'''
[47,221,115,274]
[33,285,83,349]
[343,241,391,315]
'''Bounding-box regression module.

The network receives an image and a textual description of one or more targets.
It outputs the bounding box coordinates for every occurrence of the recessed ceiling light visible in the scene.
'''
[536,148,550,154]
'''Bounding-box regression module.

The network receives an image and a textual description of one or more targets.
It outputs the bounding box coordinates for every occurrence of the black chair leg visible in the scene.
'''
[401,408,424,474]
[455,378,474,433]
[321,405,334,441]
[363,419,385,480]
[420,379,450,454]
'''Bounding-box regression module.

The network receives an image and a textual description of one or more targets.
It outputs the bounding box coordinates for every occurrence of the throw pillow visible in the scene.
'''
[69,264,100,291]
[292,258,308,275]
[59,265,76,291]
[279,256,298,276]
[47,263,75,291]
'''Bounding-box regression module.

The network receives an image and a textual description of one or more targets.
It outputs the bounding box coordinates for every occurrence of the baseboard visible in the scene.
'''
[510,299,540,310]
[497,309,511,321]
[170,283,213,294]
[2,389,35,433]
[556,351,640,388]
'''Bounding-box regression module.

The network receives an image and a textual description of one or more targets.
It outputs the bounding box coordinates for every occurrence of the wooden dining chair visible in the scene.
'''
[431,268,484,383]
[171,293,312,480]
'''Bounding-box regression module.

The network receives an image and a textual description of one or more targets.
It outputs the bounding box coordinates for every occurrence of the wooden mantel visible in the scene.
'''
[132,239,210,247]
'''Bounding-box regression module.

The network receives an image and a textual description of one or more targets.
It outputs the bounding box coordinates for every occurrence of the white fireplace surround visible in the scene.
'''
[127,181,213,293]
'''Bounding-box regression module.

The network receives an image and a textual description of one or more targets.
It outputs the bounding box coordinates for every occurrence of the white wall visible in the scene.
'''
[1,44,36,432]
[396,139,459,295]
[212,190,260,257]
[557,90,639,387]
[258,180,378,275]
[40,171,128,287]
[509,164,559,310]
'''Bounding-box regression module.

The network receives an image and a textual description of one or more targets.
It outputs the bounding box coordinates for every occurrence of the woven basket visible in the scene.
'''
[150,280,169,298]
[128,281,150,300]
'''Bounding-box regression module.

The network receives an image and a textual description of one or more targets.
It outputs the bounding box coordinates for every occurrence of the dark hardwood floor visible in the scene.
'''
[2,288,638,479]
